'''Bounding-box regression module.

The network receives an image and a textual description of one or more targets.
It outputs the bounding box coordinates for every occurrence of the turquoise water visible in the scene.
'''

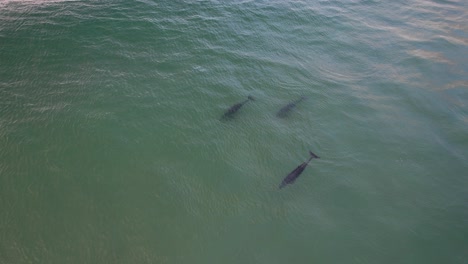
[1,0,467,263]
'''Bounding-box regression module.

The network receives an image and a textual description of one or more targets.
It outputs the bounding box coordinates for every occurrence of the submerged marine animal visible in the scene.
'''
[221,96,255,120]
[276,96,307,118]
[279,151,320,189]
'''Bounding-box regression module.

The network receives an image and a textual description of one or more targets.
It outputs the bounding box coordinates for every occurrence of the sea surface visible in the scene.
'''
[1,0,467,263]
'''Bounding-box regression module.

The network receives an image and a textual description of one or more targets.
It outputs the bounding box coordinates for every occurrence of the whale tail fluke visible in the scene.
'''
[309,151,319,159]
[279,181,287,189]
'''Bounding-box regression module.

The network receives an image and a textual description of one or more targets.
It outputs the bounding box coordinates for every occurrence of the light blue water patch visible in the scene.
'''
[0,0,467,263]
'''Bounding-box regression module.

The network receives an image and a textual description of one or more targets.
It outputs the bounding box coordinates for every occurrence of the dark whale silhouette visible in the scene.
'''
[276,96,307,118]
[221,96,255,120]
[279,151,320,189]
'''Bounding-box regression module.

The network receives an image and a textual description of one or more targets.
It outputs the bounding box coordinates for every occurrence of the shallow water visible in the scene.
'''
[1,0,467,263]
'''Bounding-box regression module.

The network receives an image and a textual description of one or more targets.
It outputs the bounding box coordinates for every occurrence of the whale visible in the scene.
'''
[221,96,254,120]
[276,96,307,118]
[279,151,319,189]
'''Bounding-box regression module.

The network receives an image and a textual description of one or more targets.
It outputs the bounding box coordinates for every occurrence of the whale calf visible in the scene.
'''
[276,96,307,118]
[279,151,319,189]
[221,96,254,120]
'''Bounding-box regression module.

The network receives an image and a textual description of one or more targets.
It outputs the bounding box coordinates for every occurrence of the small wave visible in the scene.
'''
[407,49,454,65]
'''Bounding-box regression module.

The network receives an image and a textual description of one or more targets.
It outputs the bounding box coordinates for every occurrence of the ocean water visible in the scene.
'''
[0,0,467,263]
